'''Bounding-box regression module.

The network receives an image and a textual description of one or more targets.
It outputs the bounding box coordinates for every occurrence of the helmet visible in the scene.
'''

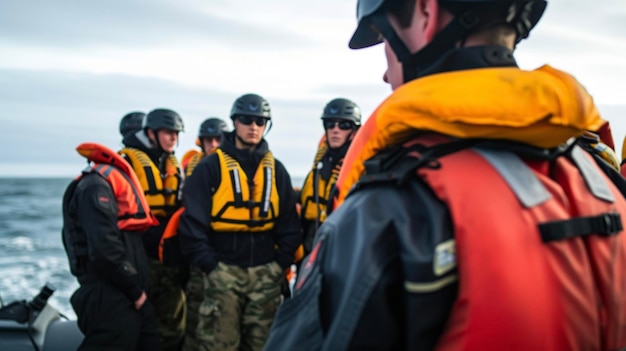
[349,0,547,81]
[144,108,184,132]
[321,98,361,126]
[230,94,271,120]
[198,117,229,138]
[119,111,145,137]
[350,0,547,49]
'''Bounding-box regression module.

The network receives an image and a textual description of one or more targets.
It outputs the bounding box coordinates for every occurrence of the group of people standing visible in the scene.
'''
[62,0,626,350]
[62,93,360,351]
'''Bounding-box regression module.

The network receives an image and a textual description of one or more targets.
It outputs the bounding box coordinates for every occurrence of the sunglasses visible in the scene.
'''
[323,120,353,131]
[237,115,268,127]
[203,136,221,142]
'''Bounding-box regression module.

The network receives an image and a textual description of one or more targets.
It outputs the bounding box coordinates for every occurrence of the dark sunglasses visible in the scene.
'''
[202,136,221,142]
[237,115,268,127]
[323,120,353,131]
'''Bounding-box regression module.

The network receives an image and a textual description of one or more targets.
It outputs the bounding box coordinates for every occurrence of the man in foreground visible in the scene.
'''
[266,0,626,349]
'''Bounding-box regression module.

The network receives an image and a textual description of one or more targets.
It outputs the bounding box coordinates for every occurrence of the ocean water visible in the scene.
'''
[0,176,307,321]
[0,177,78,319]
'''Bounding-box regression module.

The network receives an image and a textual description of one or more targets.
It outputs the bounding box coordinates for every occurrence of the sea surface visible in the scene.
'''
[0,175,306,320]
[0,177,78,319]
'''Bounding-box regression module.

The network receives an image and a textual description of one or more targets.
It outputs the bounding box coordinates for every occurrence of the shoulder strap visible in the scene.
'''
[353,137,574,194]
[584,147,626,198]
[356,138,481,189]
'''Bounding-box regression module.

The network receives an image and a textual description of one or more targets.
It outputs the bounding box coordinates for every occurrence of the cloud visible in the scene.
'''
[1,0,625,177]
[0,68,382,176]
[513,0,626,104]
[0,0,314,50]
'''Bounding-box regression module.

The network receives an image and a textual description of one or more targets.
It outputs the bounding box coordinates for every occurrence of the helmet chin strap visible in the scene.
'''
[148,129,171,154]
[264,120,273,136]
[369,9,481,82]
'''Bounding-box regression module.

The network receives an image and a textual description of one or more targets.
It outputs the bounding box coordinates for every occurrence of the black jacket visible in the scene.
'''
[179,131,301,273]
[62,173,150,303]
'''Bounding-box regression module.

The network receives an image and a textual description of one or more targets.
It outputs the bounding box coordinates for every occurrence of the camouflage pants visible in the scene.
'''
[183,261,283,351]
[149,259,187,351]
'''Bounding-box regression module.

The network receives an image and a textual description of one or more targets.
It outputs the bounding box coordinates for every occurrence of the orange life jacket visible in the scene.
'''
[334,65,625,349]
[384,134,626,350]
[76,142,159,232]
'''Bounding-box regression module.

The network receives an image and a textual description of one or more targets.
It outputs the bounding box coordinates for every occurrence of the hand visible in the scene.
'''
[134,291,147,310]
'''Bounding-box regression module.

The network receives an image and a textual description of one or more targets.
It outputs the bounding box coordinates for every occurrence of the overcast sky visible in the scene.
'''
[1,0,625,178]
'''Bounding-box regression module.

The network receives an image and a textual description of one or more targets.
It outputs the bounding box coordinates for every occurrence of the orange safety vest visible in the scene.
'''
[333,64,624,349]
[386,134,626,350]
[76,142,159,232]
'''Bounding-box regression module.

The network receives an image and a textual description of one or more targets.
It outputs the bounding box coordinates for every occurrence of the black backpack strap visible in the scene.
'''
[586,148,626,199]
[356,138,483,190]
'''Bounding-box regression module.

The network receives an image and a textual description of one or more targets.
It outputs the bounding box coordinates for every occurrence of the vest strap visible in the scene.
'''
[570,145,615,203]
[539,213,623,243]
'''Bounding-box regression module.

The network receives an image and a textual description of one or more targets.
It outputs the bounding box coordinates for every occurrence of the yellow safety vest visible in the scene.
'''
[211,149,279,232]
[300,143,339,223]
[119,147,182,217]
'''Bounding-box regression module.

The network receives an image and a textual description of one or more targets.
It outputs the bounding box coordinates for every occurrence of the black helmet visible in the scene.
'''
[144,108,184,132]
[198,117,229,138]
[230,93,271,120]
[349,0,547,81]
[119,111,145,137]
[321,98,361,126]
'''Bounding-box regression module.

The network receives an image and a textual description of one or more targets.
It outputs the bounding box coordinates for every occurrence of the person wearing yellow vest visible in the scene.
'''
[181,117,230,177]
[299,98,361,255]
[119,108,186,351]
[178,93,300,351]
[265,1,626,350]
[62,142,160,350]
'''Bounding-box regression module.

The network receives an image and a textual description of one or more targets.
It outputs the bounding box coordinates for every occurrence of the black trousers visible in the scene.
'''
[71,281,160,351]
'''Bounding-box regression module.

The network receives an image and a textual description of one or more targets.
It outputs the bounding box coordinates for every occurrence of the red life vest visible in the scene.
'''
[76,142,159,232]
[404,134,626,350]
